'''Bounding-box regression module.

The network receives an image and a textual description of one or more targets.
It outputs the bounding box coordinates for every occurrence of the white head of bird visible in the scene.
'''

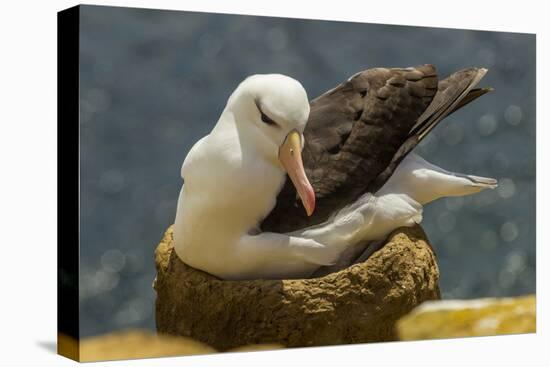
[212,73,315,215]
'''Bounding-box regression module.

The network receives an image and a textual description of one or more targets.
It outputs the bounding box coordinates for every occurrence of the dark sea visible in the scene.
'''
[78,5,536,337]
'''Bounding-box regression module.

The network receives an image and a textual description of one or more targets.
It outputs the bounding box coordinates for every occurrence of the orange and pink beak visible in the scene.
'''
[278,130,316,216]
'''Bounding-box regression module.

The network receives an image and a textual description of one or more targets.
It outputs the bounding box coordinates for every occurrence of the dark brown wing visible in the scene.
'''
[368,68,491,193]
[261,65,439,233]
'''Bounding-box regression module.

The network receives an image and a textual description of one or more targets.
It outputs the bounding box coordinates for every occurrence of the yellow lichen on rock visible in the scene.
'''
[59,329,287,362]
[78,330,215,362]
[396,295,535,341]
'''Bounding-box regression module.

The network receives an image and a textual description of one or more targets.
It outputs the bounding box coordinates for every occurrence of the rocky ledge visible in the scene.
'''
[397,294,536,340]
[58,330,283,362]
[154,225,440,350]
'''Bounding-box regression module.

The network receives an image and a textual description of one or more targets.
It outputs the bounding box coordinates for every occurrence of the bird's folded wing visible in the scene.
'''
[368,68,491,193]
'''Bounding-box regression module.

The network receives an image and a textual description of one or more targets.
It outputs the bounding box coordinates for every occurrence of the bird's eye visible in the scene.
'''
[255,99,279,127]
[260,111,277,126]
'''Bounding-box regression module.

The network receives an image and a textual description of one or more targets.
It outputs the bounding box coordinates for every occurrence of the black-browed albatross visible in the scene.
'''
[174,65,496,280]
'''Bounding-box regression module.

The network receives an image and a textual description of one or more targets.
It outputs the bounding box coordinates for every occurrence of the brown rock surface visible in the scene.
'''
[154,225,440,350]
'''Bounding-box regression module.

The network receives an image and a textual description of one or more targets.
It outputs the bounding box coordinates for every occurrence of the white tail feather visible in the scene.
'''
[377,153,498,205]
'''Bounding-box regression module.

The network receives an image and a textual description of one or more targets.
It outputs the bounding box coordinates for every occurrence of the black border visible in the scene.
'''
[57,5,80,343]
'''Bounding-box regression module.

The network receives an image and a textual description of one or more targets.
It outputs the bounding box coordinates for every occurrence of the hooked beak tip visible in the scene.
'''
[279,129,316,217]
[305,190,316,216]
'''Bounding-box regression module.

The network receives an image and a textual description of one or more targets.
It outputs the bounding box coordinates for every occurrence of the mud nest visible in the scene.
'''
[154,225,440,350]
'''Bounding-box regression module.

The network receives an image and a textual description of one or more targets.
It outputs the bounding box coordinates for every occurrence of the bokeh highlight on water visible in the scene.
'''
[78,5,536,337]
